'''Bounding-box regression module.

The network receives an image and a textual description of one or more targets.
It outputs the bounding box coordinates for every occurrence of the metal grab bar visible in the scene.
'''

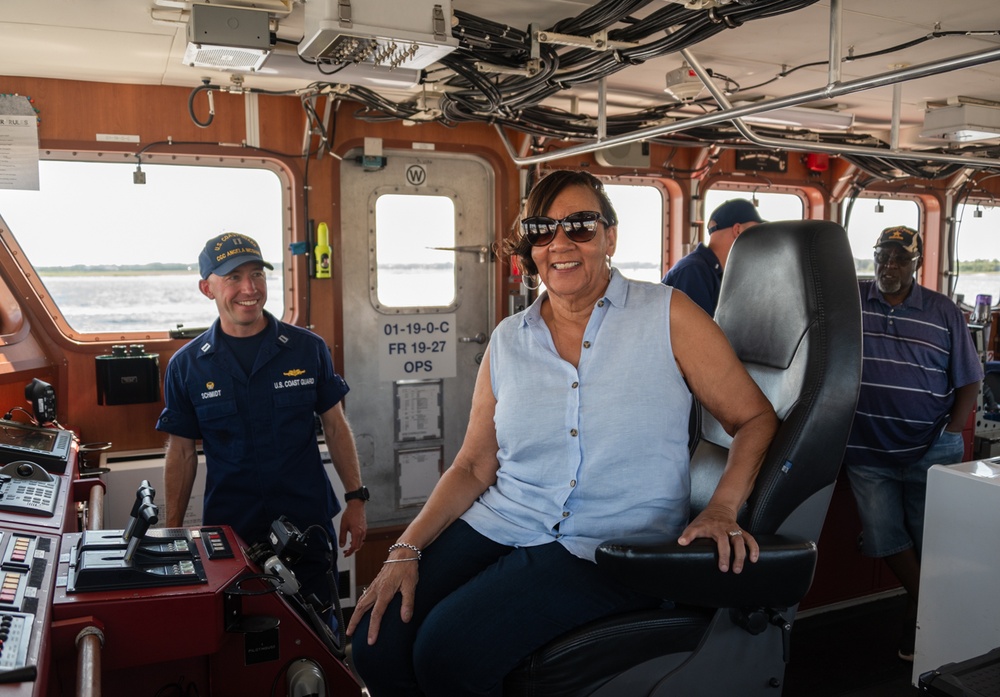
[76,627,105,697]
[87,485,104,532]
[496,44,1000,168]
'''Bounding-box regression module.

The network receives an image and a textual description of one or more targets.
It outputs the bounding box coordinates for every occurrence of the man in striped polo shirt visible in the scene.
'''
[844,225,982,662]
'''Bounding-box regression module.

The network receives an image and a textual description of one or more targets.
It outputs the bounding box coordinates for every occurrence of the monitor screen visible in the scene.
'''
[0,422,57,453]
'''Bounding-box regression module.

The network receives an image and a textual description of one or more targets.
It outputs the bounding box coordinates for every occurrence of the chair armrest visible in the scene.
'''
[596,534,817,609]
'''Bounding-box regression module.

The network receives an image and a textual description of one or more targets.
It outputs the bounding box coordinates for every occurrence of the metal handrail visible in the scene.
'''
[87,485,104,532]
[75,627,104,697]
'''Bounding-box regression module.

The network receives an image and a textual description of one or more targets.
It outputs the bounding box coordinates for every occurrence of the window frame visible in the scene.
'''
[0,148,295,343]
[371,190,460,311]
[952,198,1000,308]
[844,194,922,280]
[602,176,669,284]
[701,185,808,243]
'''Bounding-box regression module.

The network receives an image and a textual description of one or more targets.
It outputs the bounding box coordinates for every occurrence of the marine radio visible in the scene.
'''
[0,460,59,516]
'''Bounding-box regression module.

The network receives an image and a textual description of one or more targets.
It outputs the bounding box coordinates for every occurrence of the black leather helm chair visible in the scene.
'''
[505,219,862,697]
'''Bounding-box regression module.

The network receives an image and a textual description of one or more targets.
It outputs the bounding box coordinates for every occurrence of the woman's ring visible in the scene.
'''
[727,530,743,537]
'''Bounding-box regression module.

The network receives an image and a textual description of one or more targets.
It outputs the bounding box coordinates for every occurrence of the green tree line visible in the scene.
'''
[855,258,1000,273]
[959,259,1000,273]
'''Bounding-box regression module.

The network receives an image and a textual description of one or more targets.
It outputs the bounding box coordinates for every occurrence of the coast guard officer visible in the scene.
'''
[156,232,367,618]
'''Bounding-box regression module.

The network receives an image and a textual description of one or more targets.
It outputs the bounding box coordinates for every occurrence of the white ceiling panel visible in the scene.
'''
[0,0,998,148]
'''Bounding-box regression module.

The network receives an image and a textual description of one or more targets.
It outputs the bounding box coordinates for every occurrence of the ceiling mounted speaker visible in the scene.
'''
[184,3,272,72]
[595,142,650,168]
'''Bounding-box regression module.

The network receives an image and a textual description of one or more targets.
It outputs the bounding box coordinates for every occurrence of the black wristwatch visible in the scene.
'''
[344,486,370,503]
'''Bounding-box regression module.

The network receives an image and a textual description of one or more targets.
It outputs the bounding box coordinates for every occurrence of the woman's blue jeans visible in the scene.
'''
[351,519,660,697]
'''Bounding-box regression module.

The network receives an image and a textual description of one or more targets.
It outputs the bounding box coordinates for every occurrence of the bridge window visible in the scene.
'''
[374,194,457,308]
[844,197,920,276]
[703,190,805,235]
[954,201,1000,306]
[604,183,664,283]
[0,157,285,337]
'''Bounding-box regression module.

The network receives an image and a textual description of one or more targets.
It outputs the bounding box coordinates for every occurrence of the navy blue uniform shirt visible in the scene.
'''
[662,242,722,316]
[156,312,349,545]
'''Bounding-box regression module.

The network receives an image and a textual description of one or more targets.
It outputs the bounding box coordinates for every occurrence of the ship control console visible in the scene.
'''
[66,480,206,592]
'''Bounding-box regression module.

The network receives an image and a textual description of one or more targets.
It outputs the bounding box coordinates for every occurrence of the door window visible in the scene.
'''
[375,194,457,308]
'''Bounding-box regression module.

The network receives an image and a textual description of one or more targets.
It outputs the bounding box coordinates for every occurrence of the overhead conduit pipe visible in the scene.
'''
[496,0,1000,170]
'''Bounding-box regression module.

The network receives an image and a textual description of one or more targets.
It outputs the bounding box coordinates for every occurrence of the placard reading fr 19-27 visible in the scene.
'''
[378,314,456,382]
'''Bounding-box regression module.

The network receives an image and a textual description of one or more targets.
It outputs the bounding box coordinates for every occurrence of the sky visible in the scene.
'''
[0,160,284,268]
[2,159,998,278]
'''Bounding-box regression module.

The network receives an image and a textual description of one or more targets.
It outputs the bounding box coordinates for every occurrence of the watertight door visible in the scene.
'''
[340,151,494,528]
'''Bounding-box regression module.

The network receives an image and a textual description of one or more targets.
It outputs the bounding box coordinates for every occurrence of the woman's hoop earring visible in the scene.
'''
[522,274,541,291]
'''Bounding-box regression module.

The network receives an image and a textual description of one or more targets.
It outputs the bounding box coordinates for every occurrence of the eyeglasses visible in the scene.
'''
[521,211,608,247]
[874,251,920,266]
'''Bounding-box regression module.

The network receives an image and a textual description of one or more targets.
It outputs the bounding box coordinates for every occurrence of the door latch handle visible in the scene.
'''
[459,332,487,344]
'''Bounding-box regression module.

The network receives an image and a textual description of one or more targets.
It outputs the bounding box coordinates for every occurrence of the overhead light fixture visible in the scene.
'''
[741,105,855,131]
[874,197,884,214]
[975,205,984,218]
[184,3,273,72]
[664,62,704,102]
[298,0,459,70]
[920,103,1000,143]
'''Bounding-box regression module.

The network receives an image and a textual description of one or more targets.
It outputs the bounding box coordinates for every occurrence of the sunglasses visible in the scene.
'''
[874,251,919,266]
[521,211,608,247]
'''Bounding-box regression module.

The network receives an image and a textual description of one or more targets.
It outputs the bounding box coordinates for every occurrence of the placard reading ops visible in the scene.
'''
[378,314,457,382]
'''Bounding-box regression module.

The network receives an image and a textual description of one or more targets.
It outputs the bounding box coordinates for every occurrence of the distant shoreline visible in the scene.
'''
[35,265,286,277]
[37,269,199,277]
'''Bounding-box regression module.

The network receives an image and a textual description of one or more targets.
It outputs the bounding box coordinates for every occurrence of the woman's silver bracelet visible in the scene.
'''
[387,542,423,560]
[383,557,420,564]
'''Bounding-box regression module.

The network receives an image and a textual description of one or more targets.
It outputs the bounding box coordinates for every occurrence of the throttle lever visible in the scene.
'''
[124,480,156,542]
[124,501,158,563]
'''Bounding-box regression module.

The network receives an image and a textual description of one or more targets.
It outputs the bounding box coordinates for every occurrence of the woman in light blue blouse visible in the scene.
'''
[348,170,778,697]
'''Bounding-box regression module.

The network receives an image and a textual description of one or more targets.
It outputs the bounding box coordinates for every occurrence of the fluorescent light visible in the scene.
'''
[741,105,855,131]
[920,104,1000,142]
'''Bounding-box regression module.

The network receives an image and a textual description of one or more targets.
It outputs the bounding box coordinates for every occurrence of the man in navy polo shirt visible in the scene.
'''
[662,198,763,316]
[844,225,982,662]
[156,232,368,619]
